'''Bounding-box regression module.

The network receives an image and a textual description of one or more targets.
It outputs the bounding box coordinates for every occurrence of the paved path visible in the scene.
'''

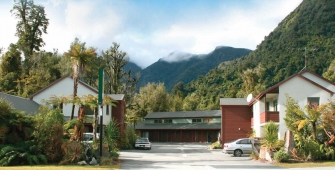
[119,142,282,170]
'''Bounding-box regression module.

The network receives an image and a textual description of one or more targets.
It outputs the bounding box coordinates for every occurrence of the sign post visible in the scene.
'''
[98,68,104,157]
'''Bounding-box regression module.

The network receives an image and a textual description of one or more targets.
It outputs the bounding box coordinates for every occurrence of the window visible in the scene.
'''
[154,119,163,123]
[308,97,319,108]
[274,100,278,111]
[192,119,201,123]
[266,102,270,111]
[237,139,250,144]
[164,119,172,123]
[106,105,109,115]
[203,118,213,123]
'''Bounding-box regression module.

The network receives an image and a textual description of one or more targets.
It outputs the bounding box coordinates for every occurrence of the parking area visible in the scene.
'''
[119,142,282,170]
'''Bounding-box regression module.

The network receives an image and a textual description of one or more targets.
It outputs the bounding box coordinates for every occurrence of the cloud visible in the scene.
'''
[0,0,303,68]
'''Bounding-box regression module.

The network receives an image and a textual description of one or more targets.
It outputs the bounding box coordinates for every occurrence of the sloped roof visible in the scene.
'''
[107,94,125,101]
[0,92,40,114]
[135,122,221,130]
[220,98,249,105]
[145,110,221,119]
[30,76,125,101]
[30,76,98,98]
[249,69,335,106]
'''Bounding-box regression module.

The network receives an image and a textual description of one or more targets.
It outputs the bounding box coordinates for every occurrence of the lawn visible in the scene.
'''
[0,165,120,170]
[274,161,335,168]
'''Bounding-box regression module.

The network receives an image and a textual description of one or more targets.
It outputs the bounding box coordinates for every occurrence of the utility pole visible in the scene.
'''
[98,68,104,157]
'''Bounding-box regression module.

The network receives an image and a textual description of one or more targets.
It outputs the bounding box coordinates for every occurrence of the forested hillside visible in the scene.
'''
[178,0,335,110]
[138,46,252,92]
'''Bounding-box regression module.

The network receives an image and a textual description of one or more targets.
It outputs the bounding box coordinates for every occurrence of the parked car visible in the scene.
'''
[222,138,260,156]
[82,133,100,143]
[135,137,151,150]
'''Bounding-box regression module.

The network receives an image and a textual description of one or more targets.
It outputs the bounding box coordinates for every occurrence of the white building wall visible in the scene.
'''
[301,72,335,92]
[32,77,112,125]
[253,101,261,137]
[278,76,335,138]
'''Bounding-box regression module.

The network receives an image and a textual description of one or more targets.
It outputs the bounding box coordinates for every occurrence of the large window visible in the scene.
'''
[164,119,172,123]
[266,102,270,111]
[203,118,213,123]
[154,119,163,123]
[192,119,202,123]
[308,97,319,107]
[274,100,278,111]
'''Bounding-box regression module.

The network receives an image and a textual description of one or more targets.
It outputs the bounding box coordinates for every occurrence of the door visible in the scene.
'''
[238,139,252,154]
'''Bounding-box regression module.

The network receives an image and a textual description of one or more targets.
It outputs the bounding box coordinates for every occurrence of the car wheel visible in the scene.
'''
[234,149,242,157]
[149,147,151,150]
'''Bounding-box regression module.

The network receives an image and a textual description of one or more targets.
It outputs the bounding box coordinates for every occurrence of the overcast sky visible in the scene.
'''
[0,0,302,68]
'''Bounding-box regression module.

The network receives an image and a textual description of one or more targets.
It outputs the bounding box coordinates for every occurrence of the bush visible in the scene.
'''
[211,141,222,149]
[274,149,290,162]
[121,126,138,149]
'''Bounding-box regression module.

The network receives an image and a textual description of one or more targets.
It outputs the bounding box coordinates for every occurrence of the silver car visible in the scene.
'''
[222,138,259,156]
[135,138,151,150]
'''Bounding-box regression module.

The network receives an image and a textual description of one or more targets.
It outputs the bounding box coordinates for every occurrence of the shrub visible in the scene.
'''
[121,126,138,149]
[60,141,85,165]
[0,141,47,166]
[32,106,64,163]
[274,149,290,162]
[211,141,222,149]
[104,119,120,157]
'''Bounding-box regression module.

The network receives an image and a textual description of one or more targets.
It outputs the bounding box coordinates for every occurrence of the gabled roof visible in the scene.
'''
[29,76,98,99]
[145,110,221,119]
[249,69,335,106]
[220,98,249,105]
[107,94,125,101]
[135,122,221,130]
[29,76,125,101]
[0,92,40,114]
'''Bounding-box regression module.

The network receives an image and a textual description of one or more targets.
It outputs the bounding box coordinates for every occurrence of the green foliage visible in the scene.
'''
[11,0,49,70]
[274,149,291,162]
[261,121,280,151]
[32,105,64,163]
[211,141,222,149]
[178,0,335,110]
[130,83,172,118]
[0,44,22,95]
[121,126,138,149]
[0,141,47,166]
[60,141,84,164]
[0,99,35,145]
[138,47,252,92]
[104,119,120,157]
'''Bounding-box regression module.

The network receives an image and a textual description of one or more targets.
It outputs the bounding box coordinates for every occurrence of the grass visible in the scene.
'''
[0,165,120,170]
[273,161,335,168]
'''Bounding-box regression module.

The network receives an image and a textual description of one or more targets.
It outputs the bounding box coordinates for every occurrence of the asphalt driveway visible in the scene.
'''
[119,142,282,170]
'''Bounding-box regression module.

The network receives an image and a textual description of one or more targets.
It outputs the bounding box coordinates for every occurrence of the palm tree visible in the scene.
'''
[261,121,279,161]
[293,103,324,141]
[64,38,97,120]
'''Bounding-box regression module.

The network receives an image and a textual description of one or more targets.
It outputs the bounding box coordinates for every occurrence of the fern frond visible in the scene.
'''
[37,154,47,164]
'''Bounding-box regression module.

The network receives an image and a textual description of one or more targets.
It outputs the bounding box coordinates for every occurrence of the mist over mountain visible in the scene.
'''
[134,46,252,92]
[178,0,335,110]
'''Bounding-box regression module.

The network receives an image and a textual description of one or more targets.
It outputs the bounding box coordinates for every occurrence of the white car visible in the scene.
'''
[222,138,259,156]
[82,133,99,143]
[135,138,151,150]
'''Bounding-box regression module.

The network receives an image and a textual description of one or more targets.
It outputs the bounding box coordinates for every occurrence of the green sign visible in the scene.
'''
[98,68,104,105]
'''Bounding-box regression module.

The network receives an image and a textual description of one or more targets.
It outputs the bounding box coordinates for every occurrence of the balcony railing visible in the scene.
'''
[260,111,279,124]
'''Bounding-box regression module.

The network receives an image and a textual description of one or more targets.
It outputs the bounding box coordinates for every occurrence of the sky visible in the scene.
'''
[0,0,302,68]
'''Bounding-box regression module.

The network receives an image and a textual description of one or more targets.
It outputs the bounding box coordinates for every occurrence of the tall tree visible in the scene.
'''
[17,51,61,97]
[101,42,140,105]
[64,38,97,120]
[11,0,49,71]
[0,44,22,95]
